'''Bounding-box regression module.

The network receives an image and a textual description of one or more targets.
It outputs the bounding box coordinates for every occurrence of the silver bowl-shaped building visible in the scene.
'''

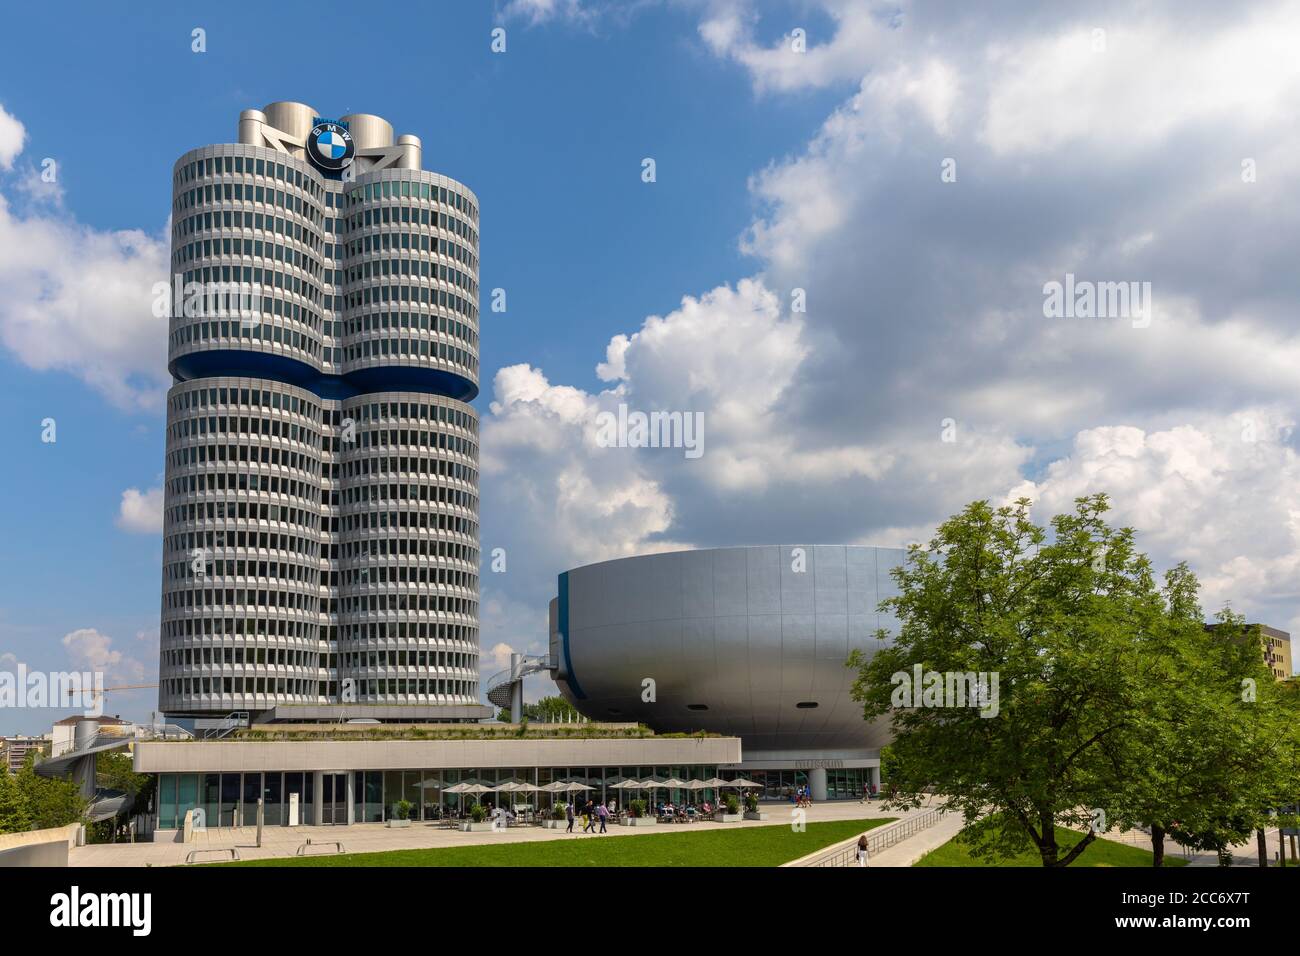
[550,546,907,776]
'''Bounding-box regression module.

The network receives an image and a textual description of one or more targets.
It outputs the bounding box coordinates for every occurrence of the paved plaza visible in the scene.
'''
[71,799,914,867]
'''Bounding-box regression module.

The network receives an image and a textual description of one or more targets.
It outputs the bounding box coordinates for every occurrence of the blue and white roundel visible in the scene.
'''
[306,121,353,173]
[315,129,348,160]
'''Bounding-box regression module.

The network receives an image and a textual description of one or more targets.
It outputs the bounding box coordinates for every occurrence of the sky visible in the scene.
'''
[1,0,1299,734]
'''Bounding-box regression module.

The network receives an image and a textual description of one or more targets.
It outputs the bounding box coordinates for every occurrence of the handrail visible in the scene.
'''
[296,839,346,857]
[484,656,553,707]
[787,808,945,867]
[185,847,240,864]
[203,712,250,739]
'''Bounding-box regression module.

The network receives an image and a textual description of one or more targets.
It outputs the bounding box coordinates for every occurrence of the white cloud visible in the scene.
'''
[116,486,164,534]
[61,627,149,685]
[503,0,605,28]
[699,0,899,93]
[1010,410,1300,643]
[0,107,169,411]
[62,627,122,672]
[981,11,1300,156]
[0,103,24,170]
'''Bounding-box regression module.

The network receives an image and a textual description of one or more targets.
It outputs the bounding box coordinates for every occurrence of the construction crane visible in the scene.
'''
[66,683,158,702]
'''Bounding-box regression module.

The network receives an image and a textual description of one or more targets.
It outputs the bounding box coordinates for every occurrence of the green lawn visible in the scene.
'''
[915,826,1189,868]
[218,818,894,867]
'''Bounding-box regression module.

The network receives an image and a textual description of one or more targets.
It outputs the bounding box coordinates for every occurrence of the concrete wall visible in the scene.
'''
[0,823,79,867]
[133,735,742,773]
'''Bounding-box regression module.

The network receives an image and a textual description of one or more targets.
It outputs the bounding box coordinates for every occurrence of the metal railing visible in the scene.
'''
[791,808,945,867]
[201,712,249,739]
[185,847,240,864]
[484,656,553,709]
[297,839,346,857]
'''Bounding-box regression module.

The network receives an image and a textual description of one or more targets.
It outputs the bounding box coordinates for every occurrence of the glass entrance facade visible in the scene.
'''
[156,771,314,830]
[154,762,874,828]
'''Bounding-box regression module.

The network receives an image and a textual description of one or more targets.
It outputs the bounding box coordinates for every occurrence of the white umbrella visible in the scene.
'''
[443,781,494,817]
[611,779,643,790]
[729,777,764,789]
[444,782,493,795]
[638,777,667,810]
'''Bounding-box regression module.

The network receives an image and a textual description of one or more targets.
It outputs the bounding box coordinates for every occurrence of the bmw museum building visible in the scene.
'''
[552,546,907,802]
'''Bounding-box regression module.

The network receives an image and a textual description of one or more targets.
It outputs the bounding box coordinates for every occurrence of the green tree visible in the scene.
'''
[534,695,580,723]
[496,695,581,724]
[0,769,32,833]
[849,495,1186,866]
[1117,610,1300,866]
[16,752,86,831]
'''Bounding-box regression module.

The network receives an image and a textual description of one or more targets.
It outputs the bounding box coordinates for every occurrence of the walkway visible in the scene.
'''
[70,799,906,867]
[1100,825,1296,867]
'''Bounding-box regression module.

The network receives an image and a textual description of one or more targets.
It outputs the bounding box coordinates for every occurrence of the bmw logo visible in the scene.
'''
[307,121,354,173]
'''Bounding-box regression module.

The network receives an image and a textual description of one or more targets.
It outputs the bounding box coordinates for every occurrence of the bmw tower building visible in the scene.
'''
[158,103,489,724]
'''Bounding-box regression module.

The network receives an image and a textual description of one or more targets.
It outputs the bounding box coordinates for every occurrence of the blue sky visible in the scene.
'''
[3,0,1300,733]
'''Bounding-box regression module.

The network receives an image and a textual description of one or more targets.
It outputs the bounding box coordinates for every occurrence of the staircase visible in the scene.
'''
[485,655,553,710]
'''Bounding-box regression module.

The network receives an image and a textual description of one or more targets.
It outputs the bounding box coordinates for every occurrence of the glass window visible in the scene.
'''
[364,771,383,822]
[242,772,261,826]
[301,772,314,823]
[202,773,220,828]
[264,772,283,826]
[403,771,420,819]
[159,774,177,829]
[178,773,199,827]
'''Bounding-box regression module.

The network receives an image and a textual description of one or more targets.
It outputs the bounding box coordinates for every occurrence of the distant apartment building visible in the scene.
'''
[0,735,50,773]
[1206,623,1293,681]
[1258,625,1293,681]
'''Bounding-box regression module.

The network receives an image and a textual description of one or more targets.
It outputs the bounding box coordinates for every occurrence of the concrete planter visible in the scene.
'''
[460,821,494,832]
[719,813,743,823]
[386,819,412,828]
[743,811,768,821]
[623,816,657,827]
[542,819,568,830]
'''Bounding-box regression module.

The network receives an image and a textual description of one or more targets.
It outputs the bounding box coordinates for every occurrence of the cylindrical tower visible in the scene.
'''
[158,105,482,720]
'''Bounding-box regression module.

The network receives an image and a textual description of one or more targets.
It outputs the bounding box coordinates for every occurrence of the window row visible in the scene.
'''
[340,566,477,589]
[163,617,323,640]
[165,530,321,558]
[164,587,321,612]
[346,178,477,229]
[340,510,477,536]
[169,443,320,474]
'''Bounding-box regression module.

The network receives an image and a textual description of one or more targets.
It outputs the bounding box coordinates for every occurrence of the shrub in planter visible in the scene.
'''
[744,792,758,813]
[724,795,740,815]
[629,799,647,819]
[469,802,487,824]
[550,804,568,821]
[396,799,413,821]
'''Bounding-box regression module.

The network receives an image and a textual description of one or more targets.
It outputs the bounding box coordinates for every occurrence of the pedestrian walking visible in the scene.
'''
[856,834,870,867]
